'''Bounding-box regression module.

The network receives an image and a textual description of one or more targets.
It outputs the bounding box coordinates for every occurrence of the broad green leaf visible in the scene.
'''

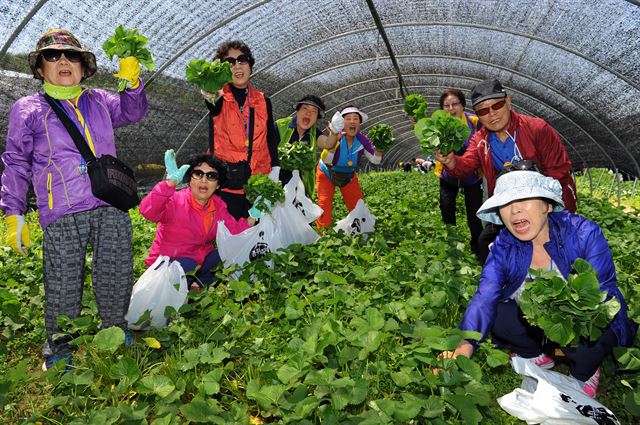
[445,394,482,425]
[108,356,141,384]
[61,370,94,386]
[93,326,125,352]
[201,368,224,395]
[390,370,413,387]
[422,395,446,418]
[314,270,347,285]
[179,398,223,422]
[484,348,510,368]
[277,364,302,385]
[138,375,175,398]
[456,355,482,381]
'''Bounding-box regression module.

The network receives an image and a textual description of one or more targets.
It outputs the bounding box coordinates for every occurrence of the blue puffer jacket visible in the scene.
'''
[460,210,637,347]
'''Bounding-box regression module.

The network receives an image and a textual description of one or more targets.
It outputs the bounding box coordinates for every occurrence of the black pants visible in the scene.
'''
[219,191,251,220]
[439,179,483,256]
[491,300,618,381]
[477,222,504,264]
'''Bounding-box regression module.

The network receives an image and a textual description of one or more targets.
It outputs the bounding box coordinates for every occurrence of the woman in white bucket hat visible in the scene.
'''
[442,166,636,399]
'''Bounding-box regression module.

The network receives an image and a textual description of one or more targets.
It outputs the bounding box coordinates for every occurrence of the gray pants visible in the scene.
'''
[42,207,133,355]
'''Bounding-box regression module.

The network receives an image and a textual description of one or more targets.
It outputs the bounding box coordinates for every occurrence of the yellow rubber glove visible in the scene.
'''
[6,215,31,256]
[113,57,140,90]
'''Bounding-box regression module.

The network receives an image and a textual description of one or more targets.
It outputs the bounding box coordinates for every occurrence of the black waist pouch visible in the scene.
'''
[88,154,139,211]
[225,160,252,190]
[330,170,355,187]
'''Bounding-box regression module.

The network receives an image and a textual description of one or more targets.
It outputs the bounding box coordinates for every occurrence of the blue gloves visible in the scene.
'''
[248,196,271,219]
[164,149,189,182]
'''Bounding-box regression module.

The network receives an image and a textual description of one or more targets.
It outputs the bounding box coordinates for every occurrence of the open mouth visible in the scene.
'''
[59,69,72,77]
[302,117,310,126]
[511,218,530,234]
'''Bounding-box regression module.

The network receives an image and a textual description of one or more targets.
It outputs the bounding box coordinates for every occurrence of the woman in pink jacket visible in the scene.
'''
[140,151,255,290]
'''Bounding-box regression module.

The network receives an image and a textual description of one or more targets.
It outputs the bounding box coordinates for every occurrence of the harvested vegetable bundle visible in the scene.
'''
[519,258,621,347]
[367,124,395,152]
[103,26,155,91]
[185,59,232,96]
[414,110,470,155]
[278,142,315,172]
[403,94,428,120]
[244,174,285,213]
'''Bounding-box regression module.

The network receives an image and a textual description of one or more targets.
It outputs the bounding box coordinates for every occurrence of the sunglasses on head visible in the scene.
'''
[191,169,219,182]
[497,159,539,178]
[474,99,507,117]
[223,54,249,66]
[41,49,83,63]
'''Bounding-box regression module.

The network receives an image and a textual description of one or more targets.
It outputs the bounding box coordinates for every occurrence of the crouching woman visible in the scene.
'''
[445,167,636,398]
[140,151,255,290]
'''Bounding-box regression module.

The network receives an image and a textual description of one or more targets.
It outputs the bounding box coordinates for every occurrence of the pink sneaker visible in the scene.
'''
[582,368,601,398]
[511,352,555,369]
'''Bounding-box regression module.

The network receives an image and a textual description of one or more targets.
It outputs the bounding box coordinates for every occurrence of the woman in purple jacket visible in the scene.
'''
[0,28,148,371]
[445,164,636,398]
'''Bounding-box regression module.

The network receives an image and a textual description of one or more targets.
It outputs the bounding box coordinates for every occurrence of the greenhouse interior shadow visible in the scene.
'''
[1,0,639,193]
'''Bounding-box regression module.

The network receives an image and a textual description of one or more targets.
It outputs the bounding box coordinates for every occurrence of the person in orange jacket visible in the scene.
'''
[201,40,280,219]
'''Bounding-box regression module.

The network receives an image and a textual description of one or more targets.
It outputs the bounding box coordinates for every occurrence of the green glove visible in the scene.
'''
[164,149,189,182]
[6,215,31,256]
[113,57,141,91]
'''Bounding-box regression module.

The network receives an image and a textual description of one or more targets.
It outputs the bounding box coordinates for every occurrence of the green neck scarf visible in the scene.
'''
[43,82,82,100]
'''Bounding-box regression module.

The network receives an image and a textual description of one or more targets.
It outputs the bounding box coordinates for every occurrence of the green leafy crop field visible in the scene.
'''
[1,171,639,424]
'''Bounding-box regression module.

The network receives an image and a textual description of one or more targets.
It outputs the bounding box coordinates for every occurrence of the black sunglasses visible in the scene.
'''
[497,159,539,179]
[474,99,506,117]
[223,55,250,66]
[191,169,219,182]
[41,49,83,63]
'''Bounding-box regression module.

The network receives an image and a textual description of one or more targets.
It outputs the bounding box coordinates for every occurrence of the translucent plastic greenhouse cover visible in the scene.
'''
[1,0,639,178]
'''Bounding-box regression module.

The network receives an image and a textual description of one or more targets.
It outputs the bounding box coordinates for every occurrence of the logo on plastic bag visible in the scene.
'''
[293,198,306,217]
[350,217,366,235]
[249,231,270,261]
[559,394,619,424]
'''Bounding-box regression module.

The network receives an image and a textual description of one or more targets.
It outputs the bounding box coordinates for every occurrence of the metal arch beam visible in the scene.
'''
[145,0,272,87]
[310,69,617,173]
[0,0,50,62]
[254,22,638,92]
[364,0,407,98]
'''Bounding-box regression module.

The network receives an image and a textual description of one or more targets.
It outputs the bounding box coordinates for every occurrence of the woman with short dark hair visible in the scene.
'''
[140,151,255,291]
[202,40,280,219]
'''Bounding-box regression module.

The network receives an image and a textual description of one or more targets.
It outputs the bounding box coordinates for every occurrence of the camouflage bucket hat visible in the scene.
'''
[28,28,97,81]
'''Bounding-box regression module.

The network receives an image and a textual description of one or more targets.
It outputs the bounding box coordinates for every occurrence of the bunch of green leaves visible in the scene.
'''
[403,94,428,120]
[244,174,285,212]
[278,142,315,171]
[367,124,396,152]
[185,59,232,96]
[103,26,155,91]
[519,258,621,347]
[414,109,470,155]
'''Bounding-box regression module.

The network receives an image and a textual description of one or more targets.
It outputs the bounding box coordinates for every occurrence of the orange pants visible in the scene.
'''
[315,165,363,229]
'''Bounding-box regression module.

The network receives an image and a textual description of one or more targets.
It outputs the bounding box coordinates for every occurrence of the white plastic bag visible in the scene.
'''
[271,202,320,248]
[216,215,284,268]
[334,198,376,236]
[125,256,187,329]
[285,170,323,224]
[497,356,620,424]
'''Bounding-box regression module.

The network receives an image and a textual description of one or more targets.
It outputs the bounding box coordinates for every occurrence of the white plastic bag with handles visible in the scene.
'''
[334,199,376,236]
[125,256,187,329]
[497,356,620,424]
[216,215,284,268]
[285,170,323,224]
